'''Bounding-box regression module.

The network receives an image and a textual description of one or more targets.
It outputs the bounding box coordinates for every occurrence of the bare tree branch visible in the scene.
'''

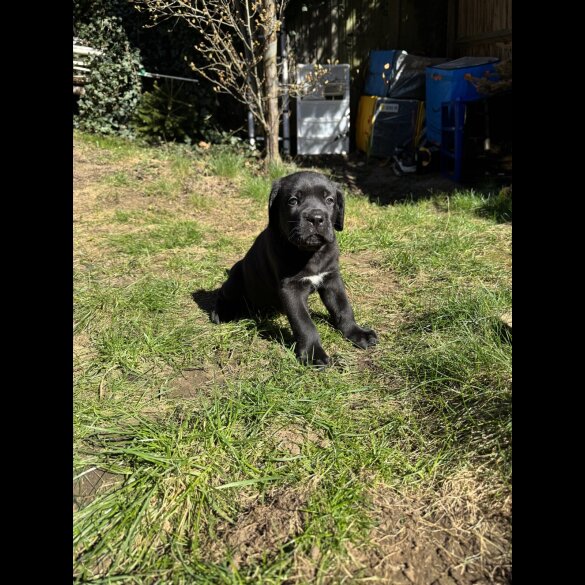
[135,0,302,162]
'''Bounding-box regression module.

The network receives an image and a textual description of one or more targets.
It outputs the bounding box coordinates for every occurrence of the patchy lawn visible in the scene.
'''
[73,131,512,584]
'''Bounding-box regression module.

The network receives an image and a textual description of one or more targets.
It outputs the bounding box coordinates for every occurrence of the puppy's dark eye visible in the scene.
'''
[288,198,299,206]
[325,196,335,205]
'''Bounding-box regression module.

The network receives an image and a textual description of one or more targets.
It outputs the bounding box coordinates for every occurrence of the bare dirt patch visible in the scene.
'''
[191,175,266,239]
[343,472,511,584]
[207,487,310,569]
[73,468,122,512]
[341,250,401,296]
[341,250,403,333]
[167,367,225,399]
[273,425,331,456]
[73,145,115,188]
[73,332,97,364]
[74,143,145,219]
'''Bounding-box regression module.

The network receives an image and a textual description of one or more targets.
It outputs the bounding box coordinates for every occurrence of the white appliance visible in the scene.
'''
[296,64,350,155]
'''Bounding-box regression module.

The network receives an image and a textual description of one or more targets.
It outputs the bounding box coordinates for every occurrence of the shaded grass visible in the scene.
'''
[433,188,512,223]
[479,186,512,223]
[384,287,512,477]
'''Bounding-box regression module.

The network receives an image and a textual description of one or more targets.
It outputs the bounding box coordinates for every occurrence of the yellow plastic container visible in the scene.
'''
[355,95,378,153]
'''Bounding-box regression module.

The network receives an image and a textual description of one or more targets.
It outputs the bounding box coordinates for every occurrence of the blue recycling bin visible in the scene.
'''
[363,50,401,97]
[440,99,467,181]
[426,57,499,145]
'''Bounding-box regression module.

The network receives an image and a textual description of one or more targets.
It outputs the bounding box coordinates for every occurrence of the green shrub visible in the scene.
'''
[133,79,219,144]
[75,14,143,137]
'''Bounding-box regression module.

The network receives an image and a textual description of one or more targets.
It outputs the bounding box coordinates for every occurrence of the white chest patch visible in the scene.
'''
[302,272,329,288]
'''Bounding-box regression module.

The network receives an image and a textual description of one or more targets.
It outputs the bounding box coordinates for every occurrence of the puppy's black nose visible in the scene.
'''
[305,212,324,226]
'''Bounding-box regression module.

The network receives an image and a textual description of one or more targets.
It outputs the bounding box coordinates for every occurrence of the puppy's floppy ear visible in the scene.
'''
[333,183,345,231]
[268,178,282,229]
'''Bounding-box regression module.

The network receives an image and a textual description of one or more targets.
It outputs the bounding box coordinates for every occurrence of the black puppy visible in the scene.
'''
[211,171,378,366]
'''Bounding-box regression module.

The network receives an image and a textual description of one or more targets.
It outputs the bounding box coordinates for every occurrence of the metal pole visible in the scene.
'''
[280,18,291,156]
[139,71,199,84]
[248,109,256,148]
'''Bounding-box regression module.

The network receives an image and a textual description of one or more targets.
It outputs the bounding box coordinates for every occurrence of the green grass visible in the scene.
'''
[480,186,512,222]
[113,209,173,224]
[433,188,513,223]
[267,160,298,181]
[74,133,512,583]
[74,130,146,163]
[144,178,180,198]
[104,171,134,188]
[208,149,247,178]
[336,196,509,286]
[109,220,203,255]
[241,175,272,203]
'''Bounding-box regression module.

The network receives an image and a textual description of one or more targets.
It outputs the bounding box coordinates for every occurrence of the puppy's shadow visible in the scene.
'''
[191,289,295,346]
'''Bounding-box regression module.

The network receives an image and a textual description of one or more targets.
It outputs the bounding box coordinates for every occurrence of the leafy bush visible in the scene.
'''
[73,0,237,143]
[75,14,143,137]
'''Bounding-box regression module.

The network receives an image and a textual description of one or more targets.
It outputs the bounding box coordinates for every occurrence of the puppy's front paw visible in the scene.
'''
[297,343,330,368]
[345,325,378,349]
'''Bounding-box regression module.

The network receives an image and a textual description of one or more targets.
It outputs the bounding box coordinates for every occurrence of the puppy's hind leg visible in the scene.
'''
[211,260,247,324]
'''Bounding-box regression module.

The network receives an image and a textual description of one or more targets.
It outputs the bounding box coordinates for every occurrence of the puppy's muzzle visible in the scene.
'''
[302,209,332,239]
[303,210,325,227]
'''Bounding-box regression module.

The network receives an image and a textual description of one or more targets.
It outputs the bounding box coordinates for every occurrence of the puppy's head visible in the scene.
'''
[269,171,345,251]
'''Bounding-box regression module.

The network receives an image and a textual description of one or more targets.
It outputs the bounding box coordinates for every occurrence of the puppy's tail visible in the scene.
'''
[210,294,225,324]
[210,291,242,324]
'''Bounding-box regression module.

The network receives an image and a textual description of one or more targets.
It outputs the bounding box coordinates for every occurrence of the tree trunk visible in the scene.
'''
[263,0,281,165]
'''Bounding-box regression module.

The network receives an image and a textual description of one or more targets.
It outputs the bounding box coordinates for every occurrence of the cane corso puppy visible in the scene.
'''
[211,171,378,366]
